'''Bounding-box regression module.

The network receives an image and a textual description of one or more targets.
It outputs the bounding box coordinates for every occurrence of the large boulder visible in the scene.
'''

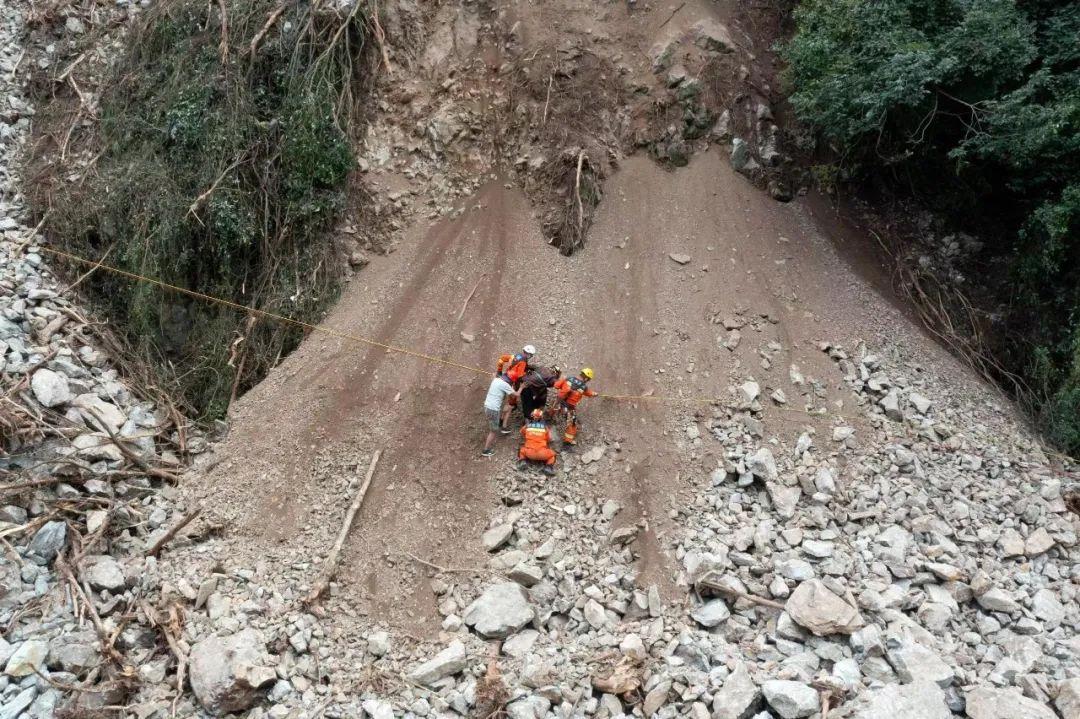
[712,662,761,719]
[785,580,864,636]
[188,629,276,716]
[463,583,534,639]
[845,681,951,719]
[964,686,1056,719]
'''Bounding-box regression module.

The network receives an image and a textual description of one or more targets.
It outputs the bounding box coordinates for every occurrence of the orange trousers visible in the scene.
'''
[519,446,556,465]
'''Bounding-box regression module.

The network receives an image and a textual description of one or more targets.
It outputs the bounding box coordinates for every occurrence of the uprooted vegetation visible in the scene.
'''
[27,0,383,419]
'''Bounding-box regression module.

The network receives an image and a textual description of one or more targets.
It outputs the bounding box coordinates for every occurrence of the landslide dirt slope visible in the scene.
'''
[185,147,980,631]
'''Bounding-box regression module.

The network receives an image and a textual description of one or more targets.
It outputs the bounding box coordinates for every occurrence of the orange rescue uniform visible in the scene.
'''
[497,353,531,386]
[519,420,556,465]
[554,376,597,444]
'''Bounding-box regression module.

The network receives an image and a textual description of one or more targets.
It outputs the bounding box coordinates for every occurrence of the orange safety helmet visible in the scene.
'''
[530,409,545,420]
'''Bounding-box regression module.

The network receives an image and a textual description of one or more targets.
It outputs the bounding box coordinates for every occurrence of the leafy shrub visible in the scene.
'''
[783,0,1080,455]
[40,0,375,418]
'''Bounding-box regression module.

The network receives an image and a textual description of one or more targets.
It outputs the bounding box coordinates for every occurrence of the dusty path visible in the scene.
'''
[185,147,975,632]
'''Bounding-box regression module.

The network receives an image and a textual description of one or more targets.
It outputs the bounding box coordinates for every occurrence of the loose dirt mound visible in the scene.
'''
[185,148,946,631]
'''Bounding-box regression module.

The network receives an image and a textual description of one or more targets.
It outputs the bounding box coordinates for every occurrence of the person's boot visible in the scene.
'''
[542,465,556,477]
[516,460,528,471]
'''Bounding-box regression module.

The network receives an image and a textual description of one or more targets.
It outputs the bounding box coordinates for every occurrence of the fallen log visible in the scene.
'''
[304,449,382,605]
[144,506,202,557]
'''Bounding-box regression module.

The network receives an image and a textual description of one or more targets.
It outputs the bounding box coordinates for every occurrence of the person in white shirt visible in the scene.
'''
[482,374,520,456]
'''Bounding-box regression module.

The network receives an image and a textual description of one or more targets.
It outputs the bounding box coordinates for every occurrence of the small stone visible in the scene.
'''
[643,681,672,716]
[977,587,1021,614]
[690,599,730,628]
[482,523,514,552]
[1025,528,1055,556]
[463,583,535,639]
[1055,678,1080,719]
[886,641,954,687]
[584,599,608,629]
[27,522,67,563]
[669,253,692,265]
[762,680,818,719]
[502,630,538,658]
[30,369,72,408]
[367,631,391,657]
[846,681,951,719]
[619,634,646,661]
[407,640,467,686]
[909,393,932,414]
[712,662,761,719]
[4,641,48,677]
[84,555,126,592]
[964,686,1056,719]
[747,448,777,481]
[785,580,863,636]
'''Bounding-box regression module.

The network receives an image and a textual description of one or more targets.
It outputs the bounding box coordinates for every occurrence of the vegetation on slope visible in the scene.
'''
[783,0,1080,453]
[38,0,375,418]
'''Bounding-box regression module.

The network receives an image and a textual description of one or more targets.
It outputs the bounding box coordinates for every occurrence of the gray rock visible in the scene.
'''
[482,523,514,552]
[30,369,71,407]
[506,695,551,719]
[48,642,98,674]
[1025,528,1055,556]
[785,580,863,636]
[998,528,1025,557]
[643,681,671,716]
[880,389,903,421]
[747,448,777,481]
[690,599,730,628]
[367,631,391,657]
[691,18,735,52]
[767,483,801,519]
[362,699,394,719]
[502,630,538,658]
[1032,589,1065,628]
[761,680,818,719]
[731,138,751,172]
[189,629,275,716]
[669,253,692,265]
[27,521,66,563]
[0,687,36,719]
[584,599,608,629]
[846,681,951,719]
[977,587,1021,614]
[463,583,534,638]
[1056,678,1080,719]
[964,686,1056,719]
[4,640,47,677]
[84,555,126,592]
[886,641,954,687]
[712,662,761,719]
[0,506,27,524]
[908,392,932,414]
[407,640,467,686]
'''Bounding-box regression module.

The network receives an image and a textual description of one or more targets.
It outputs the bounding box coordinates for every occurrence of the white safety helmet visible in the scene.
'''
[522,344,537,356]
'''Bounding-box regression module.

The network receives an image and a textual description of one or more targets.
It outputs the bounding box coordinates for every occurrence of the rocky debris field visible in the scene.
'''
[124,334,1078,719]
[3,1,1079,719]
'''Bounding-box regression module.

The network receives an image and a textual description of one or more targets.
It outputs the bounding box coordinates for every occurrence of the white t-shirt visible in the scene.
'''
[484,377,515,411]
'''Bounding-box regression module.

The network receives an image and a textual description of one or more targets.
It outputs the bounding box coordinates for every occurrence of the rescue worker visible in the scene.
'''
[519,366,561,423]
[482,373,520,456]
[554,367,597,445]
[518,408,557,476]
[496,344,536,386]
[496,344,536,427]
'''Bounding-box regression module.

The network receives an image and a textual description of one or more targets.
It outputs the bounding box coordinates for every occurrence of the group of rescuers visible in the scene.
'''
[482,344,598,476]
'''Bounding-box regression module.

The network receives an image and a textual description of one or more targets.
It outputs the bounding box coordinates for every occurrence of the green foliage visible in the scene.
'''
[45,0,373,418]
[783,0,1080,455]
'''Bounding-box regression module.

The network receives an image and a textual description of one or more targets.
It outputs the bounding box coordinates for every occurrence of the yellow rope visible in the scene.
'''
[36,245,848,420]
